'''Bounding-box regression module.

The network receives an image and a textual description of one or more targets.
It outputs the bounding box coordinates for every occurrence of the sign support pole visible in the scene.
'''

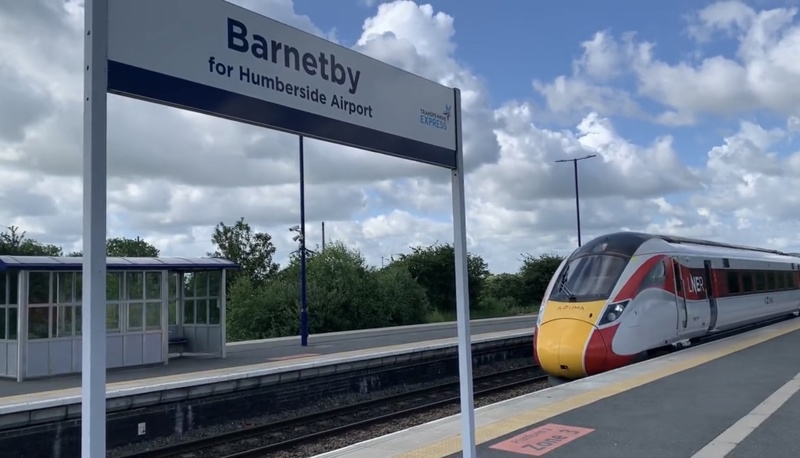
[82,0,109,456]
[451,88,476,457]
[299,135,309,347]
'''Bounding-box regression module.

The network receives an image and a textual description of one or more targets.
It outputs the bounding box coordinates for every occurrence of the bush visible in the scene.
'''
[225,241,434,341]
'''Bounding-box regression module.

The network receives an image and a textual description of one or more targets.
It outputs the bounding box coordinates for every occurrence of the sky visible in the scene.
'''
[3,0,800,274]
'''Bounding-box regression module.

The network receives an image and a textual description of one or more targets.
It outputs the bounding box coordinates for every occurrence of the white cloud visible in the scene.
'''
[2,0,800,276]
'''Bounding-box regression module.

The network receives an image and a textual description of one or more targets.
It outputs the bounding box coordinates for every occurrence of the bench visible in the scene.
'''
[169,325,189,356]
[168,336,188,356]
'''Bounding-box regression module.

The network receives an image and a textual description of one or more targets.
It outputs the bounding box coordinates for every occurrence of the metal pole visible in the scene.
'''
[573,160,581,247]
[321,221,325,252]
[451,88,476,458]
[299,135,309,347]
[555,154,596,248]
[82,0,109,456]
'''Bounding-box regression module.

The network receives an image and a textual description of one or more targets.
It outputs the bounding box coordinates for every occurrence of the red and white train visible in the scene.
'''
[533,231,800,381]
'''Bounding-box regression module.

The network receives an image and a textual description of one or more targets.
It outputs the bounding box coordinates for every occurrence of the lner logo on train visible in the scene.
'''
[533,231,800,382]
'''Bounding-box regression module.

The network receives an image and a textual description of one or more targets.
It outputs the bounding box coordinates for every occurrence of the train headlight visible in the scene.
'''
[599,300,629,326]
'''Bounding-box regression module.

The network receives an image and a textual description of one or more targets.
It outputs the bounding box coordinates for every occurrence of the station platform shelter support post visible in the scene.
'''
[0,256,237,382]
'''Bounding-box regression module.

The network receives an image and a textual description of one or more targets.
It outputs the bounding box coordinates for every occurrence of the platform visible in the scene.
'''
[0,315,532,419]
[313,316,800,458]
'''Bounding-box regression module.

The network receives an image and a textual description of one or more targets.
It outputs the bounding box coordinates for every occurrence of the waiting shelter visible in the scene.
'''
[0,255,238,381]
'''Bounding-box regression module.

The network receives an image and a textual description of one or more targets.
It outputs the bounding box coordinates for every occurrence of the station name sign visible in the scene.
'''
[106,0,458,167]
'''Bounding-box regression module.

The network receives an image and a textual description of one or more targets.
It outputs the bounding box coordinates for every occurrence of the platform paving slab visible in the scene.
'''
[724,377,800,458]
[443,327,800,458]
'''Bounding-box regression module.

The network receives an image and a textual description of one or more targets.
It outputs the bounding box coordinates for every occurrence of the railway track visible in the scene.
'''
[119,364,546,458]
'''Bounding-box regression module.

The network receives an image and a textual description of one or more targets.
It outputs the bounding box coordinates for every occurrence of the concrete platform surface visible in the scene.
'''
[312,316,800,458]
[0,315,533,399]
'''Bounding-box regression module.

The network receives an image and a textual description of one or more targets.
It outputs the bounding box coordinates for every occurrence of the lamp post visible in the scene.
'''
[555,154,596,247]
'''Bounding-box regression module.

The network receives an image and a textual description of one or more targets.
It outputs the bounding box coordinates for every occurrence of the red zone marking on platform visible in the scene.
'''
[268,353,319,361]
[489,423,595,456]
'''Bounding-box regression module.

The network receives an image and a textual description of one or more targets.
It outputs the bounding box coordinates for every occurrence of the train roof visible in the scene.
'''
[574,232,800,260]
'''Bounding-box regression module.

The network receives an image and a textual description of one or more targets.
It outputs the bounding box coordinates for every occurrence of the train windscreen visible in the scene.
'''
[549,254,628,302]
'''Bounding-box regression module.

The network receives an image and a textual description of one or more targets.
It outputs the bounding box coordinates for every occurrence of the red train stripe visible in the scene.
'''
[612,255,664,303]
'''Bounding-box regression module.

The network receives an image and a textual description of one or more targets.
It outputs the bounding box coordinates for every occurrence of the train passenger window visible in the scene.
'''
[741,273,754,292]
[767,272,776,290]
[777,272,786,289]
[755,272,766,291]
[727,272,740,294]
[788,272,796,288]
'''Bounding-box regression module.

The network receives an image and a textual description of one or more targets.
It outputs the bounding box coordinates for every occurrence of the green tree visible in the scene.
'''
[389,242,490,315]
[69,236,160,257]
[226,274,297,341]
[373,264,431,325]
[474,272,528,318]
[208,217,279,286]
[518,253,565,308]
[225,240,430,341]
[0,225,63,256]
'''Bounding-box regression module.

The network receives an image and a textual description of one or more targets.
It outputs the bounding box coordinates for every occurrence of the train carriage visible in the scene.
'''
[534,232,800,381]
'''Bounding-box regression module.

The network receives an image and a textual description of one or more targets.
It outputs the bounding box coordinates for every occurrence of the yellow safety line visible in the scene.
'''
[397,319,800,457]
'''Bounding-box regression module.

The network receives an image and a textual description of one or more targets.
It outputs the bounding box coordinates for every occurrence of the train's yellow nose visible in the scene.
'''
[535,319,597,379]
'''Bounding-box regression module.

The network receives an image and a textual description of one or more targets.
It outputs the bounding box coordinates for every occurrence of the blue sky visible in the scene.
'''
[291,0,799,171]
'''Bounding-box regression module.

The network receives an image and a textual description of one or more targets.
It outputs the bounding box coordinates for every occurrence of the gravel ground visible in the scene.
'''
[109,357,535,458]
[268,377,551,458]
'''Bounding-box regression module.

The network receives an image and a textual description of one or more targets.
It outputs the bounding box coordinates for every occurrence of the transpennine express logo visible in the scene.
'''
[419,105,450,131]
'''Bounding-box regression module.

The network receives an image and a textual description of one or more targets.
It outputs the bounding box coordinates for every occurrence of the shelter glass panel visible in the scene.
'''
[7,306,16,340]
[57,272,75,303]
[209,298,220,325]
[28,272,51,304]
[194,272,209,297]
[28,306,49,339]
[145,272,161,300]
[53,305,74,338]
[195,299,208,324]
[183,299,195,325]
[145,301,160,330]
[107,272,122,301]
[107,303,120,333]
[168,273,178,325]
[128,301,144,331]
[209,271,221,297]
[0,272,5,305]
[8,271,18,305]
[75,304,82,335]
[76,272,82,302]
[183,272,194,298]
[0,307,5,340]
[127,272,144,301]
[168,299,178,326]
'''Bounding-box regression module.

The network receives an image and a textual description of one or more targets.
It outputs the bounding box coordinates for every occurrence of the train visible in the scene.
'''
[533,231,800,382]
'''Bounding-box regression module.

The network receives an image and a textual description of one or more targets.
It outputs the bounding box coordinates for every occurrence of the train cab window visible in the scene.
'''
[755,272,766,291]
[727,272,740,294]
[777,272,786,290]
[741,272,754,292]
[549,254,628,301]
[767,272,777,290]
